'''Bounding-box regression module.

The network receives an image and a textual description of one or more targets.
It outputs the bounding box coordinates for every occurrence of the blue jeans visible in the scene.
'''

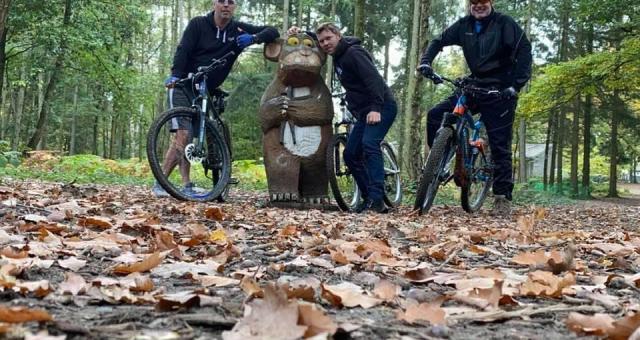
[343,100,397,202]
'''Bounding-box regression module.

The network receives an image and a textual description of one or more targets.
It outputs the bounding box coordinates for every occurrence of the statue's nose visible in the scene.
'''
[299,48,312,56]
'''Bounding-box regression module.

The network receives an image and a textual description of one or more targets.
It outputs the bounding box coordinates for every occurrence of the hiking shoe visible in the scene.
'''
[366,199,389,214]
[152,182,170,198]
[182,182,202,196]
[491,195,512,217]
[353,199,370,213]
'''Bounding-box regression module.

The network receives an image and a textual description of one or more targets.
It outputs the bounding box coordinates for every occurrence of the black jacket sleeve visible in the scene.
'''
[420,18,464,65]
[503,17,532,91]
[237,22,280,44]
[347,47,387,113]
[171,19,199,78]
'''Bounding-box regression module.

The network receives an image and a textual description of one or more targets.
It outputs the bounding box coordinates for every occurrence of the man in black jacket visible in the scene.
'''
[418,0,532,216]
[289,23,397,213]
[152,0,279,197]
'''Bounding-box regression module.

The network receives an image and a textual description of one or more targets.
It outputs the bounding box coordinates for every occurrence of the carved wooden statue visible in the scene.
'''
[260,34,333,206]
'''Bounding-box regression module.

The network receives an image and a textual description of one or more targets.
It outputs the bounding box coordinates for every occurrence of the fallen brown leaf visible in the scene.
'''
[79,216,113,229]
[373,280,400,302]
[397,299,446,325]
[222,285,308,340]
[204,206,224,221]
[57,257,87,272]
[0,306,52,323]
[298,302,338,338]
[59,273,87,296]
[112,252,163,275]
[321,282,381,309]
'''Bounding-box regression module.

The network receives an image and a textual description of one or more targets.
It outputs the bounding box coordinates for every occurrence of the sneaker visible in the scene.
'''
[152,182,170,198]
[366,199,389,214]
[182,182,199,196]
[491,195,512,217]
[353,198,369,213]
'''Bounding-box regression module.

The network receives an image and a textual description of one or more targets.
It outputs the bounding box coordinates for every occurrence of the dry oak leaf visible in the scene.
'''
[278,224,298,237]
[222,285,308,340]
[57,257,87,272]
[298,302,338,338]
[519,271,576,298]
[404,263,433,283]
[154,231,179,251]
[0,306,52,323]
[0,246,28,259]
[566,312,614,336]
[355,239,393,258]
[277,277,321,302]
[204,206,224,221]
[397,299,446,325]
[193,274,239,288]
[15,280,52,298]
[156,291,222,312]
[152,260,223,278]
[373,280,401,302]
[79,216,113,229]
[112,252,163,275]
[59,273,87,296]
[321,282,382,309]
[607,313,640,340]
[119,273,155,293]
[453,280,503,310]
[209,228,228,244]
[240,276,264,298]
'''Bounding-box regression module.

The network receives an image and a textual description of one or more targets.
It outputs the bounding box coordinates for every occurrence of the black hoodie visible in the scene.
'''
[333,37,394,119]
[171,11,279,90]
[420,11,532,91]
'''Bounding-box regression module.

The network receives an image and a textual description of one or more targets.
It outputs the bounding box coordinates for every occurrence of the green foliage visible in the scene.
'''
[0,141,21,168]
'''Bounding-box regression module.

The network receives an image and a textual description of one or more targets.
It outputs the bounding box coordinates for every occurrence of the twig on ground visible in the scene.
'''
[448,304,605,322]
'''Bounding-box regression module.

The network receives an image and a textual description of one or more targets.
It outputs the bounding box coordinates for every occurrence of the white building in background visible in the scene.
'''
[525,143,553,178]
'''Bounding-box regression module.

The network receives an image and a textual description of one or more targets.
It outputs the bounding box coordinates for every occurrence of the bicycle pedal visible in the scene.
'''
[228,177,239,185]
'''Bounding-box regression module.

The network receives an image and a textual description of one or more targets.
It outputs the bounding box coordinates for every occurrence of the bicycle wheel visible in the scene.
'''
[147,107,231,202]
[461,136,493,213]
[381,142,402,207]
[326,134,360,211]
[413,127,454,215]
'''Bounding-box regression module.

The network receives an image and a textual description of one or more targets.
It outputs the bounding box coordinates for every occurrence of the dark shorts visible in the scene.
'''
[167,87,199,132]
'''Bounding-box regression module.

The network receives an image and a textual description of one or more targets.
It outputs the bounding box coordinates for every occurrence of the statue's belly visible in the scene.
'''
[282,124,322,157]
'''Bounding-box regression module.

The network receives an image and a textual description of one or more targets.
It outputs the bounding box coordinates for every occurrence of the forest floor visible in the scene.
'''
[0,178,639,340]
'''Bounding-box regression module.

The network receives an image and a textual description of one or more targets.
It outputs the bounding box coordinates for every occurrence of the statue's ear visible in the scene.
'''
[264,39,283,62]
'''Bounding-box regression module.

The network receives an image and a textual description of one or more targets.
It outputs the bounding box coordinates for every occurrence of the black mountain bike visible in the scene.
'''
[147,52,234,202]
[414,72,497,215]
[326,94,402,211]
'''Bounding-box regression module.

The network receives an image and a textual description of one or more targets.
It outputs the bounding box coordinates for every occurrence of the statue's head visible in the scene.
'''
[264,34,326,87]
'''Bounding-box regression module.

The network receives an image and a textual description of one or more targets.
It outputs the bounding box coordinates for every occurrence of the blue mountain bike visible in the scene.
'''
[414,72,498,214]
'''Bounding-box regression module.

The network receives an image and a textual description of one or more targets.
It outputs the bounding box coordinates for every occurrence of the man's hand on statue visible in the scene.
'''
[366,111,381,125]
[287,26,301,35]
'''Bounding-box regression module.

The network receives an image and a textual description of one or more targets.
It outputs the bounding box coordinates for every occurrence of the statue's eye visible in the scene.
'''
[302,39,314,48]
[287,37,300,46]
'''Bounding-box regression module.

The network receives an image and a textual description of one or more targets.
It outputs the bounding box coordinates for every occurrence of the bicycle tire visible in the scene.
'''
[413,127,454,214]
[381,141,402,207]
[147,107,231,202]
[326,134,360,211]
[461,140,493,213]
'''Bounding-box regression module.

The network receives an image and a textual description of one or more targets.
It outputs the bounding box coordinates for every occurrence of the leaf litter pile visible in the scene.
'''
[1,179,639,339]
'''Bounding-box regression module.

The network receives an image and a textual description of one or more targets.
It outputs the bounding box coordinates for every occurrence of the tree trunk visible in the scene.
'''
[383,37,390,82]
[402,0,423,180]
[12,62,26,150]
[518,120,526,183]
[324,0,336,89]
[69,84,78,155]
[570,103,579,197]
[27,0,72,150]
[607,92,621,198]
[296,0,303,27]
[556,111,565,193]
[543,112,553,191]
[550,111,557,186]
[282,0,290,34]
[580,24,594,199]
[0,0,11,118]
[353,0,365,38]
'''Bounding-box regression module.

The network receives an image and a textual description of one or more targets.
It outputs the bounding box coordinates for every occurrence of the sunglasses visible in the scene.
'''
[217,0,235,5]
[470,0,491,4]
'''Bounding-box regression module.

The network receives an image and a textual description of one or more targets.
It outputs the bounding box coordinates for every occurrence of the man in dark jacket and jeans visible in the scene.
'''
[289,23,397,213]
[418,0,532,216]
[153,0,279,197]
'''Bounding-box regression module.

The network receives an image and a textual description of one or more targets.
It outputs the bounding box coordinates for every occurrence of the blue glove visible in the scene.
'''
[237,34,255,49]
[500,86,518,100]
[164,75,180,88]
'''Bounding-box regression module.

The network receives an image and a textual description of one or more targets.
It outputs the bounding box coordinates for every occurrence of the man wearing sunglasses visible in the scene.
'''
[417,0,532,216]
[153,0,279,197]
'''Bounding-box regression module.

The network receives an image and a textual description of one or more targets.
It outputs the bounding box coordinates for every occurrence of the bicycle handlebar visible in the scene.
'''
[173,51,237,87]
[425,72,502,97]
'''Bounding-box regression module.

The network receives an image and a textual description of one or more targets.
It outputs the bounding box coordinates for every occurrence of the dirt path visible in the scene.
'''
[1,179,639,339]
